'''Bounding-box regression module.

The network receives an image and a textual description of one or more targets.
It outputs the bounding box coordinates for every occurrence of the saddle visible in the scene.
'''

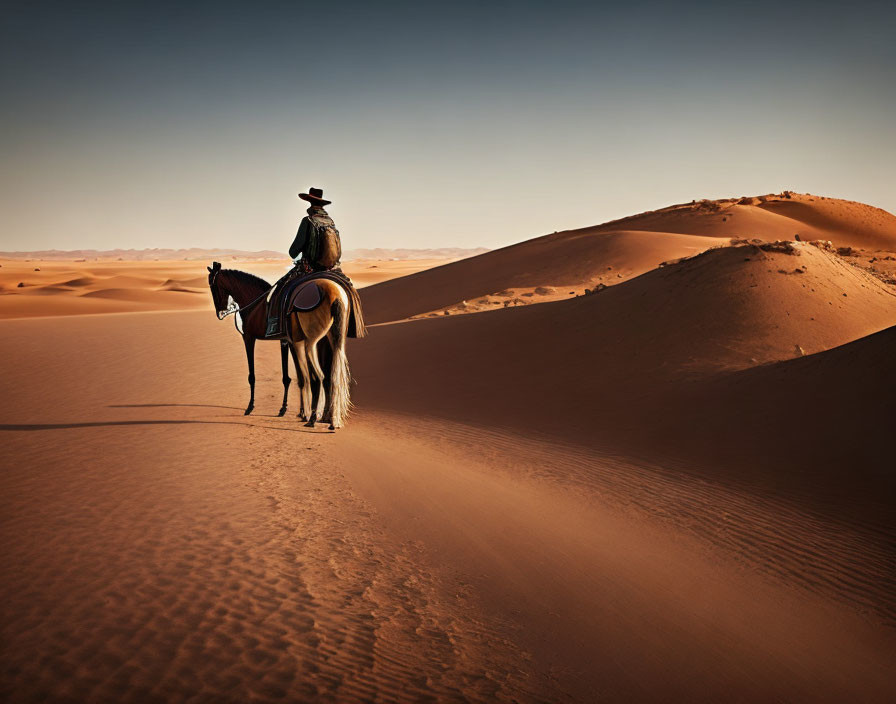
[265,268,367,340]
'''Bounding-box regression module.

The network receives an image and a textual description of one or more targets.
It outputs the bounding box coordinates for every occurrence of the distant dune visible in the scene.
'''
[0,258,450,319]
[0,247,489,262]
[0,247,286,261]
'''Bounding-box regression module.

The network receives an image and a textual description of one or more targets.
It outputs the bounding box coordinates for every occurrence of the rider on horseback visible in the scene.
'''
[289,187,342,274]
[266,187,343,338]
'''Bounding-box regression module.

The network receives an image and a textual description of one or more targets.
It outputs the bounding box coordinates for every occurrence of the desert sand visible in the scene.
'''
[0,258,453,319]
[2,193,895,702]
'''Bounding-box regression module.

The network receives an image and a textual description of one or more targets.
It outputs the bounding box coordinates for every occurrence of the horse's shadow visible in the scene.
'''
[0,418,323,433]
[108,403,243,411]
[108,402,313,422]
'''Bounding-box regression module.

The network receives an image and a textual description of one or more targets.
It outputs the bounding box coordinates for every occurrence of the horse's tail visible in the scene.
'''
[329,296,352,428]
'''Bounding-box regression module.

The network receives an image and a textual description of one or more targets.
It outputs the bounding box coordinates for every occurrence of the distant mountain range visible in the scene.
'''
[0,247,489,262]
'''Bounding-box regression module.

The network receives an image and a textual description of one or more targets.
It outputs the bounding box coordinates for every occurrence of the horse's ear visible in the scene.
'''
[207,266,213,273]
[213,261,221,270]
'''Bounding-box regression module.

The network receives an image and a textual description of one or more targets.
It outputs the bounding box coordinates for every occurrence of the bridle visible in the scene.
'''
[210,268,275,321]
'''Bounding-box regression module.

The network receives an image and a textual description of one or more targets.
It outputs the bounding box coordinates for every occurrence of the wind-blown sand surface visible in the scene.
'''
[2,193,895,702]
[2,311,894,703]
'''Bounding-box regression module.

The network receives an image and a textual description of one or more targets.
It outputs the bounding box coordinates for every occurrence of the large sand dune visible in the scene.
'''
[362,192,896,323]
[363,228,722,323]
[351,242,896,432]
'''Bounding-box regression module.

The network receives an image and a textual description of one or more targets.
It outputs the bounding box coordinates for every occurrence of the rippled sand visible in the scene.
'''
[1,309,894,702]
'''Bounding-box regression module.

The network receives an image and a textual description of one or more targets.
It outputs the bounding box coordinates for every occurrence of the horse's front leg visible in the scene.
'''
[277,340,290,417]
[243,335,256,415]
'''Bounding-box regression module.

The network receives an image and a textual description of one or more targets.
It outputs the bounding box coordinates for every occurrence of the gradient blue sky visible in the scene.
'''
[1,0,894,252]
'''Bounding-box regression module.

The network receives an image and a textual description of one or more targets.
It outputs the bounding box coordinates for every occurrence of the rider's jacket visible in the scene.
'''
[289,206,339,270]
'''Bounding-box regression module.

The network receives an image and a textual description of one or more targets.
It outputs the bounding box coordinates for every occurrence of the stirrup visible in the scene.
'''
[265,316,281,338]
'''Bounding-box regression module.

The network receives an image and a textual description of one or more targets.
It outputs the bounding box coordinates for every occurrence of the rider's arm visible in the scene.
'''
[289,218,310,260]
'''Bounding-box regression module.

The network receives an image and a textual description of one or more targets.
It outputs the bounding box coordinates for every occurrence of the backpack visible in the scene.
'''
[306,211,342,269]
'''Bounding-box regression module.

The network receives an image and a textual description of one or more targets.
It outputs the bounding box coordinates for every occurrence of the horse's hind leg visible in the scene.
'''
[326,298,351,430]
[293,340,312,421]
[304,334,328,427]
[318,339,333,423]
[277,340,291,417]
[288,342,306,421]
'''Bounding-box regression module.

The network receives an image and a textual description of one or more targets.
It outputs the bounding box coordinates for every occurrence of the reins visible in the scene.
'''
[217,285,275,320]
[211,268,277,320]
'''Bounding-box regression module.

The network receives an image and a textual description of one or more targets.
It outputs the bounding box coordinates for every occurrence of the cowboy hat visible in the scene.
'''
[298,187,331,206]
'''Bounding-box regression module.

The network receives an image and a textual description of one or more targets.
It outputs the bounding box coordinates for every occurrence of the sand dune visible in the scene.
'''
[755,196,896,250]
[348,241,896,521]
[595,192,896,250]
[81,287,190,302]
[362,229,724,323]
[0,258,451,319]
[59,277,95,287]
[160,276,210,289]
[656,324,896,508]
[352,241,896,420]
[362,192,896,324]
[25,285,77,296]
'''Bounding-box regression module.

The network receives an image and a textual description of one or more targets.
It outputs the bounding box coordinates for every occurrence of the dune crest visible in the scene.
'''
[362,192,896,324]
[595,192,896,250]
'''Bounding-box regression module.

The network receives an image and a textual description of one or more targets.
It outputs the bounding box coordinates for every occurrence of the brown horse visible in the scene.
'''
[207,262,352,429]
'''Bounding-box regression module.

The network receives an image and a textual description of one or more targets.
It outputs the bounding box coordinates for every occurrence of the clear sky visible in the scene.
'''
[1,0,894,253]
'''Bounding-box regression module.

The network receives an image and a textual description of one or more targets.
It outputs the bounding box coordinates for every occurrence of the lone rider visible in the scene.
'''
[289,187,342,273]
[265,187,343,338]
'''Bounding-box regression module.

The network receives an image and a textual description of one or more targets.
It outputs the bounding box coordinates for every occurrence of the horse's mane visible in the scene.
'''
[223,268,271,291]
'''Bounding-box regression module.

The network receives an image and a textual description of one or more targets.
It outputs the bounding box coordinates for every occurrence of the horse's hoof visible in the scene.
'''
[304,420,316,428]
[328,424,337,431]
[244,407,254,416]
[277,408,287,417]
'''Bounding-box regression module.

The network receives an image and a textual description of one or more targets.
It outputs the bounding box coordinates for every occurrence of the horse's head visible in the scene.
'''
[207,261,229,318]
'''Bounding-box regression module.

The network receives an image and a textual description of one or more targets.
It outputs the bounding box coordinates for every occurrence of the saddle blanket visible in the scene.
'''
[268,269,367,340]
